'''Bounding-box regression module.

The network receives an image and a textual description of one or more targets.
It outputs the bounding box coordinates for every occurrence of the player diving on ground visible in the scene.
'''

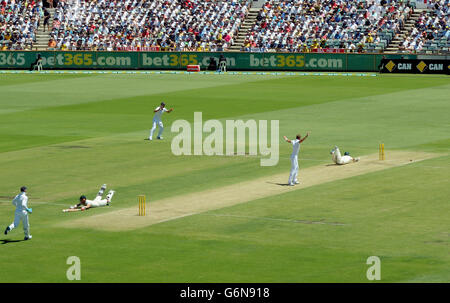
[63,184,115,212]
[330,146,360,165]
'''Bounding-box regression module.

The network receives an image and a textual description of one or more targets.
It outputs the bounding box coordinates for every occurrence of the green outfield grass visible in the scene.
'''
[0,72,448,282]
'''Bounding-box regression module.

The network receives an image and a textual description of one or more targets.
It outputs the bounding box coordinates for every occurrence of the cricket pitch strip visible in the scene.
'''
[58,151,441,231]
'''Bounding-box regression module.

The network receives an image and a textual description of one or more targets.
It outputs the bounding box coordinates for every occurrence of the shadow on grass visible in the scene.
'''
[1,239,25,244]
[266,182,294,186]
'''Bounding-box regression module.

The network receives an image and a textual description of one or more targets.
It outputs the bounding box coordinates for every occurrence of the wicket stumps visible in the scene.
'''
[379,143,385,160]
[138,195,146,216]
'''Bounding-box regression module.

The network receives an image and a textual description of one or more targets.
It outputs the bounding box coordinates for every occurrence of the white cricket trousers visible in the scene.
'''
[87,196,109,208]
[9,210,30,237]
[288,155,299,184]
[220,61,227,72]
[87,187,111,208]
[332,147,352,165]
[149,120,164,138]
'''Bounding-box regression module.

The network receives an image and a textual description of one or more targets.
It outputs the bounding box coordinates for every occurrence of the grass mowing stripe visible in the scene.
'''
[199,213,348,226]
[0,73,282,115]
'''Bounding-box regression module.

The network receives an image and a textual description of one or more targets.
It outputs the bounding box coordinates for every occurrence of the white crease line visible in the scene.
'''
[154,213,197,224]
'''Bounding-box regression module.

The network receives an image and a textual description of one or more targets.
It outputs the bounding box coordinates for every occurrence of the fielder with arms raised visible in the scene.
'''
[4,186,33,240]
[63,184,115,212]
[148,102,173,141]
[283,132,309,186]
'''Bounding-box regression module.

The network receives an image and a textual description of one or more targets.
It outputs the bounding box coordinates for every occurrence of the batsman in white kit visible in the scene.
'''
[63,184,115,212]
[4,186,33,240]
[330,146,360,165]
[147,102,174,140]
[283,133,309,186]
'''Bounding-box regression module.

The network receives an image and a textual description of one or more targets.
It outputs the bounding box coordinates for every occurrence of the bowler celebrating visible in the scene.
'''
[4,186,33,240]
[283,133,309,186]
[148,102,173,140]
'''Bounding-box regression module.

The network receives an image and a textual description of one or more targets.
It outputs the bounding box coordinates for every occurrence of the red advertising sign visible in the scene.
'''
[116,46,160,52]
[311,48,345,53]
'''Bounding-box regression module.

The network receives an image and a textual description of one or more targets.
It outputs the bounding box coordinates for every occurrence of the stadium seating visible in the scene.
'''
[399,0,449,54]
[243,0,414,53]
[49,0,250,51]
[0,0,42,50]
[2,0,446,54]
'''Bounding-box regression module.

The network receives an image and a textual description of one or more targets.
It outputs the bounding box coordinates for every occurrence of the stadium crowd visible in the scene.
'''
[48,0,250,51]
[0,0,448,53]
[399,0,449,53]
[0,0,43,50]
[243,0,415,52]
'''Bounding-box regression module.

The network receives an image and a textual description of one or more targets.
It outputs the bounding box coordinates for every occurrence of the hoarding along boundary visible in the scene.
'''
[0,51,417,71]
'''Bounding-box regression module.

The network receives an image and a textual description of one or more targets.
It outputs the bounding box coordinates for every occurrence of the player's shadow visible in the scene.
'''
[1,239,24,245]
[266,182,292,186]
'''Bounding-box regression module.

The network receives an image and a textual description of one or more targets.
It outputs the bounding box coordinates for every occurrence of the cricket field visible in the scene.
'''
[0,72,448,282]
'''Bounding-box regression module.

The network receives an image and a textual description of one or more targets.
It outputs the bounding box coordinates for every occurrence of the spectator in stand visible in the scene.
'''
[48,38,56,48]
[43,7,50,32]
[348,42,356,52]
[311,39,320,50]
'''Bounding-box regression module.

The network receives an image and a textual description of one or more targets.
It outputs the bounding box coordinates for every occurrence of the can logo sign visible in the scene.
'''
[416,61,427,72]
[385,60,395,72]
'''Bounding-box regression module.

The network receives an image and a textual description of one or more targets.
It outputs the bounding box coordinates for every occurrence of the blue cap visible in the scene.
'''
[20,186,27,192]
